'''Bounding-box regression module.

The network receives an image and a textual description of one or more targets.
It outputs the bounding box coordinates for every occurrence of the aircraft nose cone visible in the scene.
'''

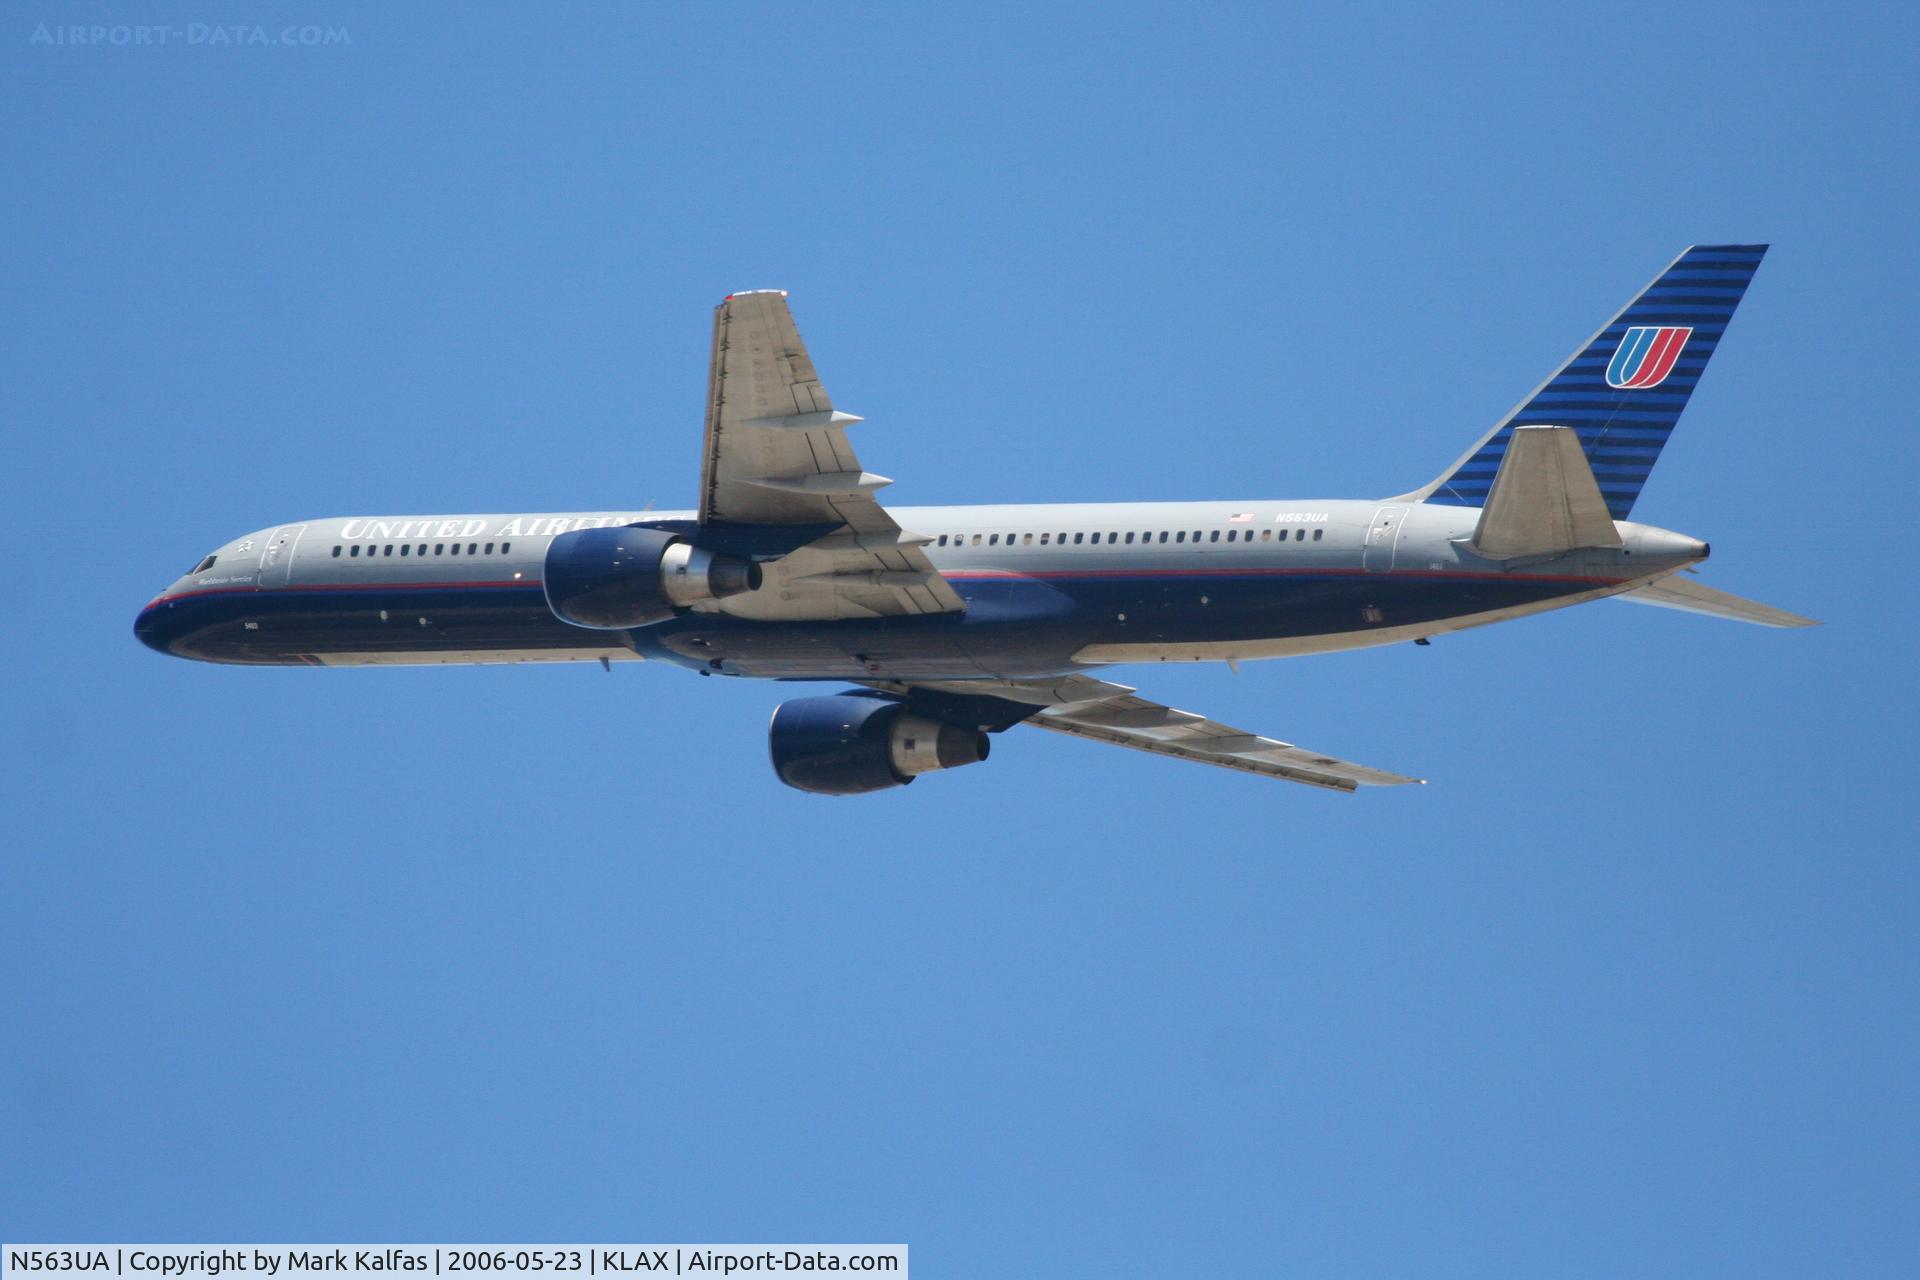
[134,601,174,655]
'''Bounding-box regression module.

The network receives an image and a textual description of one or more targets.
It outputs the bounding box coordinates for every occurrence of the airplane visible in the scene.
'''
[135,244,1814,795]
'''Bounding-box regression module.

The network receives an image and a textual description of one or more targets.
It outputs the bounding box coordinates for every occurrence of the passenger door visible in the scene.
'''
[257,524,308,588]
[1362,507,1406,573]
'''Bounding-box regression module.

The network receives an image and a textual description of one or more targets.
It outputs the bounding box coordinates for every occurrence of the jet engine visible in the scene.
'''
[769,694,990,795]
[544,525,761,629]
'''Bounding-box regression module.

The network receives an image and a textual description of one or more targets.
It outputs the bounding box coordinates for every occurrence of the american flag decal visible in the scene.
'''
[1228,512,1254,523]
[1606,325,1693,389]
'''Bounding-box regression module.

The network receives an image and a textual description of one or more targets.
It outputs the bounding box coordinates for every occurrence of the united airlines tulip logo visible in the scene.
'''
[1606,325,1693,389]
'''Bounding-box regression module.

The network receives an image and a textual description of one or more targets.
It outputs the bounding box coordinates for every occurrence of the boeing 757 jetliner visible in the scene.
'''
[137,246,1812,794]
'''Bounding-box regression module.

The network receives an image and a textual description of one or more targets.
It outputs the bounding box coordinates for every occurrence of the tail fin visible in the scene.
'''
[1404,245,1767,519]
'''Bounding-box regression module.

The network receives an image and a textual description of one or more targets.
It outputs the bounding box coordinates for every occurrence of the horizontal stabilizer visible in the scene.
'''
[1470,426,1623,559]
[1616,576,1818,627]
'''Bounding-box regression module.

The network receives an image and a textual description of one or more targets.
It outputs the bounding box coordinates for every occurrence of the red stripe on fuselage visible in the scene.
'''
[144,579,545,609]
[144,567,1625,614]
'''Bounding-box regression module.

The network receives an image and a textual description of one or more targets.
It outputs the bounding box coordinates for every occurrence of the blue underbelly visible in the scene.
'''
[141,572,1605,675]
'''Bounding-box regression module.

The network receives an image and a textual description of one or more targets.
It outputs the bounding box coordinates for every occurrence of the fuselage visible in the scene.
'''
[134,498,1707,680]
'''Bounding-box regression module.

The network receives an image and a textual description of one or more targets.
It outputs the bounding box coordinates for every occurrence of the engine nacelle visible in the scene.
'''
[544,525,761,629]
[769,695,990,795]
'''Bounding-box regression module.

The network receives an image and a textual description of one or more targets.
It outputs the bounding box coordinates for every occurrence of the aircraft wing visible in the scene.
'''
[700,291,963,619]
[864,675,1423,793]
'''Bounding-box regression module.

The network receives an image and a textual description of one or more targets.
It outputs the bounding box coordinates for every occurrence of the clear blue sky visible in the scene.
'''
[4,3,1916,1274]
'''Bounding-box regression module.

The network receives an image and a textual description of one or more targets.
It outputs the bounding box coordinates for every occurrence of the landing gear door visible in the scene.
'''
[1362,506,1406,573]
[258,524,308,588]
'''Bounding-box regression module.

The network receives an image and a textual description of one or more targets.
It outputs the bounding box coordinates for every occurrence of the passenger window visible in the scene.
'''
[434,544,444,555]
[1209,530,1220,543]
[450,543,461,555]
[350,545,360,557]
[937,535,948,546]
[1058,532,1067,543]
[331,546,341,558]
[468,543,478,555]
[1261,529,1272,542]
[1312,529,1323,541]
[383,544,394,556]
[1158,531,1168,543]
[1039,533,1049,545]
[500,542,511,553]
[400,545,410,556]
[1124,532,1135,544]
[1106,532,1117,544]
[484,543,494,554]
[1023,533,1033,545]
[1073,533,1084,544]
[1175,531,1186,543]
[1227,530,1237,542]
[989,534,999,545]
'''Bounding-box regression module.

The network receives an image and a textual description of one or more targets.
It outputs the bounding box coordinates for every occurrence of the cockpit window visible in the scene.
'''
[190,554,218,574]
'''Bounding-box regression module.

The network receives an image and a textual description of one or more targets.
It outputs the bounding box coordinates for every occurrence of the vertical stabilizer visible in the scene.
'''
[1405,245,1766,519]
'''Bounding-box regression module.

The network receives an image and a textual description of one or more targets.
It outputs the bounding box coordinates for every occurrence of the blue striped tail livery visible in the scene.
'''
[1412,244,1766,519]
